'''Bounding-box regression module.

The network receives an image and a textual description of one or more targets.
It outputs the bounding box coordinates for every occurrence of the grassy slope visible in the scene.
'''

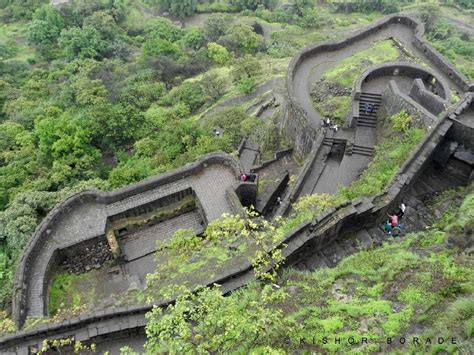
[312,39,401,124]
[154,189,473,353]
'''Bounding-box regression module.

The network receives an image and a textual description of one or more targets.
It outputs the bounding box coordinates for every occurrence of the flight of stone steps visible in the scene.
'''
[356,92,382,128]
[351,144,375,156]
[294,155,470,272]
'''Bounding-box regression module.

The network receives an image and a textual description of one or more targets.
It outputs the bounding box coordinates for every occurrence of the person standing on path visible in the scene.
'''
[397,203,406,219]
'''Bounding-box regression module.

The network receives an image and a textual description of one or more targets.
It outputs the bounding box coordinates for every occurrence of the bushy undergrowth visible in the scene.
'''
[139,190,473,354]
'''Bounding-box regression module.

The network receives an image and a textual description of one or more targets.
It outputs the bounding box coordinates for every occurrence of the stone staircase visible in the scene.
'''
[351,144,375,157]
[356,92,382,128]
[322,137,347,147]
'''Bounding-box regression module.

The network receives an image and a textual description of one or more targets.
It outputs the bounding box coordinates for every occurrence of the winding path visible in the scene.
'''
[1,15,473,354]
[291,21,464,129]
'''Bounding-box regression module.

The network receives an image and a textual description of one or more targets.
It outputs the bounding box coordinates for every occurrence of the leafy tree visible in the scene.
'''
[201,71,230,101]
[239,76,256,94]
[0,0,46,21]
[108,156,155,187]
[158,0,197,17]
[0,122,36,209]
[203,107,252,144]
[229,0,276,11]
[119,78,166,110]
[0,41,18,60]
[419,4,440,34]
[144,17,183,42]
[27,5,65,57]
[203,14,234,42]
[180,28,206,51]
[232,55,262,82]
[219,23,263,54]
[159,80,206,112]
[83,10,118,41]
[35,113,102,184]
[58,26,107,59]
[207,42,232,64]
[297,8,332,29]
[143,38,180,58]
[293,0,313,16]
[144,285,287,353]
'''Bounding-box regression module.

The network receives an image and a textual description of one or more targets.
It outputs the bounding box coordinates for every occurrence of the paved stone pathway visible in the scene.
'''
[294,155,470,270]
[239,141,260,172]
[24,163,238,320]
[120,211,204,262]
[292,22,463,129]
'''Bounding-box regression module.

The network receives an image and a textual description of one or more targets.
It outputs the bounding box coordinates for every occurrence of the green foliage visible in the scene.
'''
[389,110,413,132]
[180,28,206,51]
[108,156,155,188]
[337,112,425,200]
[58,25,106,59]
[219,23,263,54]
[229,0,276,11]
[144,17,183,42]
[83,10,119,41]
[27,5,65,57]
[157,0,197,17]
[165,228,202,253]
[232,55,262,82]
[203,13,234,42]
[207,42,232,64]
[0,311,15,335]
[48,272,89,316]
[203,106,256,145]
[238,75,256,93]
[293,0,313,17]
[141,193,474,353]
[297,8,333,29]
[324,39,400,87]
[201,71,230,100]
[159,80,206,112]
[144,285,287,353]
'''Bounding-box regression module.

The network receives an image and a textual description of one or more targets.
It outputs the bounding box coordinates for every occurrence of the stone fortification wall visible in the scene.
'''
[354,62,450,100]
[382,80,439,127]
[448,93,474,149]
[0,107,466,352]
[409,78,448,116]
[11,191,102,328]
[11,153,243,328]
[275,132,325,216]
[284,14,471,156]
[352,61,449,127]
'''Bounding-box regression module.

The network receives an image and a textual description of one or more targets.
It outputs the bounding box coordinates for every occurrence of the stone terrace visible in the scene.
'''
[22,158,241,321]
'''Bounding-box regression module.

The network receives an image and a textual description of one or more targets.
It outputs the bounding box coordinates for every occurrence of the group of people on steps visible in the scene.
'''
[383,203,406,237]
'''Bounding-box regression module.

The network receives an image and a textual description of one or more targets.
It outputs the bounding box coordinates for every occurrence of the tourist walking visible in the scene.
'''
[397,203,406,219]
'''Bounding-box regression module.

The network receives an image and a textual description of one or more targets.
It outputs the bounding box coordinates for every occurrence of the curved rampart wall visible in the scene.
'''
[351,62,449,127]
[354,61,450,100]
[1,107,462,352]
[284,14,471,156]
[12,153,243,328]
[12,191,102,328]
[3,100,473,351]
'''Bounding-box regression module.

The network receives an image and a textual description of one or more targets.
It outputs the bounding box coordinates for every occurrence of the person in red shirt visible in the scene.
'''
[388,213,398,227]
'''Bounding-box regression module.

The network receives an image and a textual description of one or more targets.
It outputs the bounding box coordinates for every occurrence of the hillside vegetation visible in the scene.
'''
[0,1,473,352]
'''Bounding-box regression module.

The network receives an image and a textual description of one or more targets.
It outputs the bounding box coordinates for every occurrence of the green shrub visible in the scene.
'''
[390,110,413,132]
[238,76,256,93]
